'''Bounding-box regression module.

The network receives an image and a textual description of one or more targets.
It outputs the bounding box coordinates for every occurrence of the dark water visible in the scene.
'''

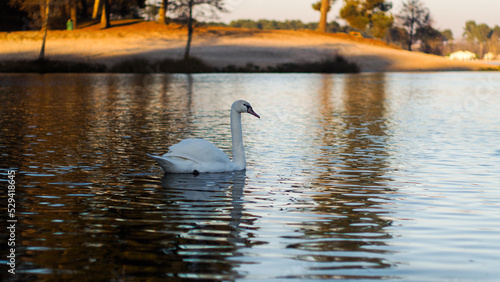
[1,73,499,281]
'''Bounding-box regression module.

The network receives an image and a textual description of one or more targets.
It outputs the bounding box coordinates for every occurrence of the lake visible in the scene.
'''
[1,72,499,281]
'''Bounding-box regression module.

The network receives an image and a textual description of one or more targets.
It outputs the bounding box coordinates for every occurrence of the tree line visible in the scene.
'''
[311,0,499,56]
[3,0,225,60]
[2,0,499,58]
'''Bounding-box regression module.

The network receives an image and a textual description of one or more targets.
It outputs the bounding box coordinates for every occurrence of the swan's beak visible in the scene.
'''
[247,107,260,119]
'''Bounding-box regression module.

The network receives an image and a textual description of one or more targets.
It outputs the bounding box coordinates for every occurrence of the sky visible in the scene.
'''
[218,0,500,40]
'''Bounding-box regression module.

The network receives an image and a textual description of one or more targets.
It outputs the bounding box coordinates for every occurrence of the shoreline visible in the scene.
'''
[0,21,497,73]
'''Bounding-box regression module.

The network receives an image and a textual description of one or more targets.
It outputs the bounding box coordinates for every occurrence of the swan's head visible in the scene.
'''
[232,100,260,119]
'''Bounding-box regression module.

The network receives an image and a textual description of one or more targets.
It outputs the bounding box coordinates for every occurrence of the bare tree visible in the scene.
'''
[171,0,226,59]
[397,0,430,51]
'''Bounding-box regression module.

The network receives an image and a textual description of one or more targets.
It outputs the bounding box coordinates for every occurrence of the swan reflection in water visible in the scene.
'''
[158,170,257,265]
[160,170,246,205]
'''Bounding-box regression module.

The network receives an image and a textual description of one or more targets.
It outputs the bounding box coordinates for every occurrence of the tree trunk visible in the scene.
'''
[408,24,414,51]
[80,0,88,18]
[479,42,484,59]
[100,0,110,29]
[158,0,168,24]
[184,0,193,59]
[92,0,102,19]
[318,0,330,32]
[70,0,78,29]
[39,0,51,61]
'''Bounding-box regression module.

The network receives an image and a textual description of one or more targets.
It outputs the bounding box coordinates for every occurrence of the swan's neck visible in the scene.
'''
[230,109,245,170]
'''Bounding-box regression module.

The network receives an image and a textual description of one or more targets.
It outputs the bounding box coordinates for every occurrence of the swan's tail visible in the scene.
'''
[147,153,176,173]
[147,153,195,173]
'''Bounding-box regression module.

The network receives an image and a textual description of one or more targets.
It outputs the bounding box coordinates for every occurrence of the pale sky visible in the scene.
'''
[218,0,500,40]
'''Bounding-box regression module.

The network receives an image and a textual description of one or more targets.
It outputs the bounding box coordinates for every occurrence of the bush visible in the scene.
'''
[109,57,213,73]
[268,56,359,73]
[0,56,359,74]
[0,59,107,73]
[108,58,151,73]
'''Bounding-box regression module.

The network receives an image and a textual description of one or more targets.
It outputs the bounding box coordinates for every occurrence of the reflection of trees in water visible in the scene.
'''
[289,74,395,274]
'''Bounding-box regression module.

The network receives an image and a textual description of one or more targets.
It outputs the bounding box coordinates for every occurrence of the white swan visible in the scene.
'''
[148,100,260,174]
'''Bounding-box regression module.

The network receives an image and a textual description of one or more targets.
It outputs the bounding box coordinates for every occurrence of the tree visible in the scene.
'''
[8,0,56,29]
[158,0,170,24]
[464,21,497,58]
[397,0,430,51]
[313,0,336,33]
[100,0,110,29]
[9,0,54,60]
[39,0,51,61]
[441,29,453,42]
[440,29,453,55]
[370,10,394,38]
[386,26,409,48]
[488,25,500,56]
[416,25,443,55]
[92,0,102,19]
[339,0,393,38]
[69,0,77,28]
[91,0,110,28]
[171,0,226,59]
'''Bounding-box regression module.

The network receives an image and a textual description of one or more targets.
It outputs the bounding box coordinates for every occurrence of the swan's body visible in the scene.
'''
[148,100,260,174]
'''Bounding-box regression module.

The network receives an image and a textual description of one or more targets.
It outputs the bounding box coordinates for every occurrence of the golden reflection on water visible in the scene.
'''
[283,74,393,271]
[1,73,499,280]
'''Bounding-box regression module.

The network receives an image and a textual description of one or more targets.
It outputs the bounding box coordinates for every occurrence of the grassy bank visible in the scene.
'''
[0,56,359,74]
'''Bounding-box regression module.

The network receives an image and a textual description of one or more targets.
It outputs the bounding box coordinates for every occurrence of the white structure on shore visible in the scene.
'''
[483,52,495,60]
[448,51,476,61]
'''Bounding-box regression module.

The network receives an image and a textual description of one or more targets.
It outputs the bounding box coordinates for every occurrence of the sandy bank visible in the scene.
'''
[0,21,494,72]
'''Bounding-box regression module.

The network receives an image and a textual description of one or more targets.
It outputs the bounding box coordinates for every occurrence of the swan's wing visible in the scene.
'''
[165,139,231,164]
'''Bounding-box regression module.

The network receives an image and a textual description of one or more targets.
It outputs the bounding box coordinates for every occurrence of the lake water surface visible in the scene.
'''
[1,72,499,281]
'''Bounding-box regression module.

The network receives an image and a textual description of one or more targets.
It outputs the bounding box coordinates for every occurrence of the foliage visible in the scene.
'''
[416,25,443,55]
[0,59,106,73]
[8,0,67,29]
[0,55,359,74]
[463,21,500,58]
[169,0,225,22]
[168,0,226,59]
[312,0,333,12]
[392,0,455,55]
[268,56,359,73]
[211,19,349,34]
[370,10,394,38]
[396,0,430,50]
[112,0,146,18]
[6,0,146,30]
[109,57,212,73]
[463,21,490,44]
[339,0,393,38]
[385,26,409,49]
[440,29,453,42]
